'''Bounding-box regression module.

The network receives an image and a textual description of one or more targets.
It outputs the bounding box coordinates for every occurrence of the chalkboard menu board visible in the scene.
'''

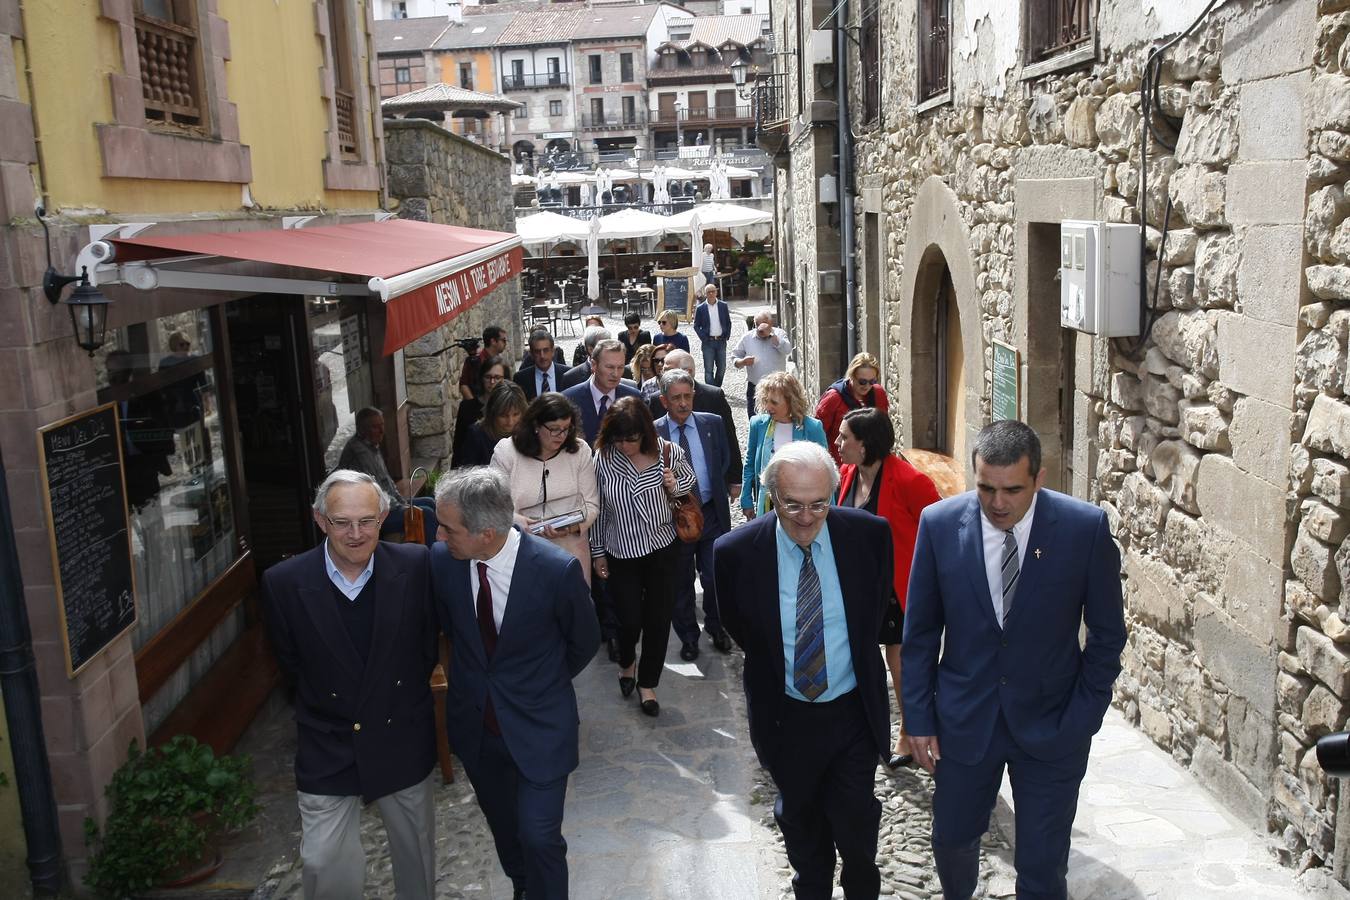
[991,340,1020,423]
[37,404,137,676]
[662,276,690,318]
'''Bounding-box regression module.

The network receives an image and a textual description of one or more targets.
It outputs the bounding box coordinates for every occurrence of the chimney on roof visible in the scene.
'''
[448,0,463,23]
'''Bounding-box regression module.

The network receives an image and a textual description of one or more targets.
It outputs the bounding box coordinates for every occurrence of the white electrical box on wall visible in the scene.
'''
[809,30,834,66]
[1059,220,1141,337]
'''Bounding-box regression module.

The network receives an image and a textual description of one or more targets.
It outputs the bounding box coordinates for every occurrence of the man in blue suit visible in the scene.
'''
[561,338,640,444]
[432,467,601,900]
[513,329,566,400]
[654,368,738,660]
[714,442,891,899]
[692,282,732,386]
[903,420,1126,900]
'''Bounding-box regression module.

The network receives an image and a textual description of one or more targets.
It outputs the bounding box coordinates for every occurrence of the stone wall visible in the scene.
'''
[384,118,521,472]
[838,0,1350,885]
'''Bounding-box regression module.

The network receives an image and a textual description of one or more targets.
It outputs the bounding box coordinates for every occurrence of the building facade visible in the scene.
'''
[764,0,1350,886]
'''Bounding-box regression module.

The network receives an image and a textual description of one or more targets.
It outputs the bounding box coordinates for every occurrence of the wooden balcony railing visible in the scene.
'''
[335,88,358,158]
[136,14,202,126]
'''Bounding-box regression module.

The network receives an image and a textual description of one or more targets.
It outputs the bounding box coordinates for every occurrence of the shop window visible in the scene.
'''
[917,0,950,103]
[134,0,205,127]
[861,0,881,123]
[1026,0,1097,64]
[308,297,375,471]
[94,311,239,654]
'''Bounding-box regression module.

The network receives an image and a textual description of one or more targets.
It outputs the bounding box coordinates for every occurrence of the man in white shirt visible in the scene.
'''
[732,312,793,415]
[432,467,599,900]
[692,283,732,387]
[562,339,640,443]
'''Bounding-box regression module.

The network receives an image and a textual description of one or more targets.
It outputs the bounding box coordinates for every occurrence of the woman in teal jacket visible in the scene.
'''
[741,370,830,517]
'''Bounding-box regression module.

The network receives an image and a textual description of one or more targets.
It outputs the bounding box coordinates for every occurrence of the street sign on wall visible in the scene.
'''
[991,340,1020,422]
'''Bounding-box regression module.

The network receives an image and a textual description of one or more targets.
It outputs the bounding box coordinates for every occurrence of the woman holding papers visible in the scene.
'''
[492,392,601,584]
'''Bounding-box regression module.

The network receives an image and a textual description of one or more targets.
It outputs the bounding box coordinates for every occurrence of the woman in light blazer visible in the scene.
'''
[740,371,829,518]
[492,392,600,584]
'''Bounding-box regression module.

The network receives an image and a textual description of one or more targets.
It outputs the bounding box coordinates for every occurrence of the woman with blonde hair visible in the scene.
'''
[740,371,829,518]
[651,309,690,352]
[815,351,890,465]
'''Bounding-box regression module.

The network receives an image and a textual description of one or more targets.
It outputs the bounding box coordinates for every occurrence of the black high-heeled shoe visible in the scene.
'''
[619,674,636,698]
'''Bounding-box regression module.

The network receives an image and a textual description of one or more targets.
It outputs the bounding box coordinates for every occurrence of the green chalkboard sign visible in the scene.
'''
[991,340,1019,422]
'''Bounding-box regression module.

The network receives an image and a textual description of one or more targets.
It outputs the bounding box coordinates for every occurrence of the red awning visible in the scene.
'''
[106,219,522,354]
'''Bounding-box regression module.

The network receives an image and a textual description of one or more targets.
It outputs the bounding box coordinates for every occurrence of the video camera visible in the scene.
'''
[1318,732,1350,776]
[451,336,481,353]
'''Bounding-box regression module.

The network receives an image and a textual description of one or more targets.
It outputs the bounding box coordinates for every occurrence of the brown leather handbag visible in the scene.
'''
[662,441,703,543]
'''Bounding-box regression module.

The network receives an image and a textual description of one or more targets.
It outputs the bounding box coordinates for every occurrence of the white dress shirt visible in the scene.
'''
[707,301,723,337]
[588,379,616,416]
[470,527,522,631]
[980,492,1038,626]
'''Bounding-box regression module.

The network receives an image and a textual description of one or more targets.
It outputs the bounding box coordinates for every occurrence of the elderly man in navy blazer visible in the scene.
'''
[714,442,891,899]
[561,338,640,443]
[904,420,1126,900]
[262,469,438,900]
[432,466,600,900]
[654,368,738,660]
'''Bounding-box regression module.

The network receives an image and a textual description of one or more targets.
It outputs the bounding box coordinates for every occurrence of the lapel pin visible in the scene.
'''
[1034,548,1042,559]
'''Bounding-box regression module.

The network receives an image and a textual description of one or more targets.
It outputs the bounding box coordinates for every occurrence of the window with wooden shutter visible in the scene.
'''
[917,0,949,103]
[134,0,205,127]
[1026,0,1097,63]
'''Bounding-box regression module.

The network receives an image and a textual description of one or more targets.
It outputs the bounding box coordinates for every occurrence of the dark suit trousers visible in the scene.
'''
[931,710,1090,900]
[460,732,570,900]
[767,691,881,900]
[607,540,679,688]
[673,500,726,644]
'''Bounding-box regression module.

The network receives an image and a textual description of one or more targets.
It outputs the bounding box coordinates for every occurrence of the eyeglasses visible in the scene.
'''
[613,434,642,444]
[853,378,880,386]
[539,422,570,436]
[483,373,505,384]
[775,499,830,516]
[325,515,382,533]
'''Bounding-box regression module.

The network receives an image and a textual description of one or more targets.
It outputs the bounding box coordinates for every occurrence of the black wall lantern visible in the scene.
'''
[37,204,113,356]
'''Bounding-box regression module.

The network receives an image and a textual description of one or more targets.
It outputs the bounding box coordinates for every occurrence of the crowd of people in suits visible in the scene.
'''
[268,304,1127,900]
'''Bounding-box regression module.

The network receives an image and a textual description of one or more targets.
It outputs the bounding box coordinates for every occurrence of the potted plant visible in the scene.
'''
[747,256,775,301]
[84,736,259,898]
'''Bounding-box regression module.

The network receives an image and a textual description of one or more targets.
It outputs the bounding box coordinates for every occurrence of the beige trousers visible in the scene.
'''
[297,772,436,900]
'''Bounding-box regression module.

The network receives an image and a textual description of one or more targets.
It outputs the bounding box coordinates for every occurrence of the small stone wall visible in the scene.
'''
[384,118,520,472]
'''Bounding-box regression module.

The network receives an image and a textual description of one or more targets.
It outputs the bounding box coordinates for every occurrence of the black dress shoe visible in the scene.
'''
[640,696,660,717]
[513,885,526,900]
[679,641,699,662]
[710,629,733,653]
[606,637,619,662]
[619,675,636,698]
[886,752,915,769]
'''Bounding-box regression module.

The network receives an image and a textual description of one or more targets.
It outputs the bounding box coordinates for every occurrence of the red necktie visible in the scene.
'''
[476,561,501,735]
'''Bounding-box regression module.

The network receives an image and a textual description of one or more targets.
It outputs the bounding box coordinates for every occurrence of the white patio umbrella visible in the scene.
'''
[516,210,590,246]
[652,165,670,205]
[587,213,602,301]
[723,165,758,179]
[597,208,673,239]
[665,203,773,231]
[510,172,537,186]
[690,211,705,281]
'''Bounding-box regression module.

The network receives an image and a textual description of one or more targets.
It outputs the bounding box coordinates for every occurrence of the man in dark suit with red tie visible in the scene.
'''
[433,467,600,900]
[714,442,892,899]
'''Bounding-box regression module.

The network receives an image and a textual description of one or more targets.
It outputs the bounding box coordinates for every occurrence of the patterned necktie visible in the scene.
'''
[598,394,609,421]
[793,545,828,700]
[540,370,550,393]
[476,562,501,735]
[678,423,692,458]
[1001,530,1019,626]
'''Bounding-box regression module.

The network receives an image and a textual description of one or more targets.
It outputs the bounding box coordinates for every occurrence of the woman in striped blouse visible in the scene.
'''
[590,396,697,717]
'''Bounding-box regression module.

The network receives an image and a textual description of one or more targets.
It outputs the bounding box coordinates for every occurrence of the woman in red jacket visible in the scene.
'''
[836,407,941,768]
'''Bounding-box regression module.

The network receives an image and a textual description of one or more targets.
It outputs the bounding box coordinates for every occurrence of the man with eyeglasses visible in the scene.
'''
[562,338,641,444]
[262,469,439,900]
[713,441,892,900]
[337,407,440,547]
[815,352,889,466]
[732,311,792,415]
[512,329,566,400]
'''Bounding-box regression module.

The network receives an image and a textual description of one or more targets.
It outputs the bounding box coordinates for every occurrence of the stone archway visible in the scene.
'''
[895,176,984,487]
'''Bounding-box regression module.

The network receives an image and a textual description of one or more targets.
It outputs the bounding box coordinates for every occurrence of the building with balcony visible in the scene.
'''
[648,14,770,153]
